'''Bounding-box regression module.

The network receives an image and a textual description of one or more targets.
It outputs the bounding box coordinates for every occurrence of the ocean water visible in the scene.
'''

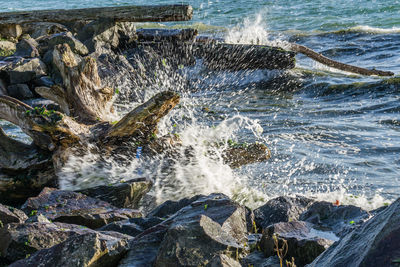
[1,1,400,210]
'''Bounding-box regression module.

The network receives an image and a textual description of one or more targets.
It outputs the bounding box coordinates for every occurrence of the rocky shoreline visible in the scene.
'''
[0,13,398,267]
[1,179,399,266]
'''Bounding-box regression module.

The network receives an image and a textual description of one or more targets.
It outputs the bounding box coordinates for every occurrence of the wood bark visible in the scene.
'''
[288,43,394,77]
[0,5,193,25]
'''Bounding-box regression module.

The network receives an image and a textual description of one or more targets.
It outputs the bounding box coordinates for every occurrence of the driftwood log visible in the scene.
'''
[0,5,193,25]
[0,43,270,204]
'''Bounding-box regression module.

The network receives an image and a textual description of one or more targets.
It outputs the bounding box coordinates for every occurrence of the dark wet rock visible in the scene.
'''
[261,221,336,267]
[0,24,22,40]
[137,28,198,43]
[15,37,39,58]
[76,20,136,53]
[1,57,47,84]
[33,76,54,87]
[241,252,280,267]
[307,198,400,267]
[0,40,16,52]
[153,193,249,266]
[0,221,96,263]
[148,194,205,218]
[38,31,88,56]
[119,193,251,266]
[76,177,153,209]
[254,196,314,229]
[21,187,141,229]
[7,84,33,99]
[118,225,167,267]
[98,217,163,237]
[0,204,27,225]
[21,22,68,39]
[207,254,241,267]
[9,231,130,267]
[299,201,370,236]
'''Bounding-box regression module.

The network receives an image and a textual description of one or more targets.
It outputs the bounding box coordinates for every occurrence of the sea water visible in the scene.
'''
[1,0,400,210]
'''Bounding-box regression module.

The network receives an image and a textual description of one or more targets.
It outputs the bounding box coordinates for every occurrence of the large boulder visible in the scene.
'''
[0,24,22,40]
[15,37,39,58]
[9,232,130,267]
[21,187,141,229]
[254,196,314,229]
[1,57,47,84]
[299,201,370,236]
[261,221,337,266]
[76,178,153,209]
[0,204,27,225]
[0,221,95,263]
[20,22,68,39]
[99,217,163,237]
[120,193,251,266]
[37,31,88,56]
[307,199,400,267]
[7,84,34,99]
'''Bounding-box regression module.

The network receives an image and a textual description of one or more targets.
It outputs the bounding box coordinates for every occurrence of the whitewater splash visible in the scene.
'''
[58,13,393,210]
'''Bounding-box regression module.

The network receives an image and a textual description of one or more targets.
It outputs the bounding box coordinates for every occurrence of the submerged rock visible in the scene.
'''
[254,196,314,229]
[76,177,153,209]
[307,198,400,267]
[21,187,141,229]
[9,232,130,267]
[0,204,27,225]
[147,194,205,218]
[261,221,336,266]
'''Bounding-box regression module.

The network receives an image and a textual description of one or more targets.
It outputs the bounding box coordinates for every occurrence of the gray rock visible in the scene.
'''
[0,221,96,263]
[21,187,141,229]
[0,24,22,40]
[0,204,27,225]
[261,221,337,267]
[98,217,163,237]
[7,84,33,99]
[15,38,39,58]
[76,177,153,209]
[300,201,370,236]
[21,22,68,39]
[254,196,314,229]
[38,31,88,56]
[33,76,55,87]
[9,232,130,267]
[0,78,7,95]
[154,193,249,266]
[307,198,400,267]
[241,252,280,267]
[148,194,205,218]
[3,57,47,84]
[207,254,241,267]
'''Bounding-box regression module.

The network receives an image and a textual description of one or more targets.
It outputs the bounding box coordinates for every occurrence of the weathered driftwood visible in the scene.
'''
[288,43,394,77]
[0,5,193,25]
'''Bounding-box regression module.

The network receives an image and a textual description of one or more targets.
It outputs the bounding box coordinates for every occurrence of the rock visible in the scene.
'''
[154,193,249,266]
[9,232,130,267]
[76,20,137,53]
[2,57,47,84]
[7,84,34,99]
[24,97,61,112]
[33,76,54,87]
[241,252,281,267]
[261,221,337,267]
[0,24,22,40]
[0,78,7,95]
[120,193,251,267]
[98,217,163,237]
[15,38,39,58]
[0,204,27,225]
[207,254,241,267]
[118,225,168,267]
[38,31,88,56]
[25,214,51,223]
[76,177,153,209]
[299,201,370,236]
[21,187,141,229]
[307,198,400,267]
[147,194,205,218]
[0,221,96,263]
[20,22,68,39]
[254,196,314,229]
[0,41,17,54]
